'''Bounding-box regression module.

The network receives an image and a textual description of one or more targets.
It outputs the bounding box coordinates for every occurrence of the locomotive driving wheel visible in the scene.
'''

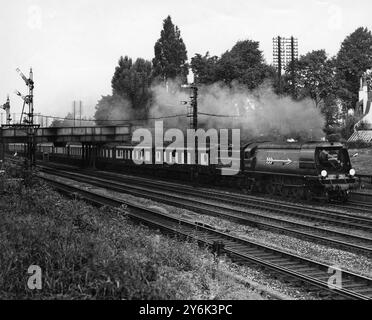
[282,187,289,198]
[304,189,313,201]
[294,188,304,200]
[266,183,275,195]
[274,184,282,196]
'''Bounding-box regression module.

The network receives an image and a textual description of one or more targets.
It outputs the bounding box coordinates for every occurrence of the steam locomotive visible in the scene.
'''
[8,140,356,202]
[239,141,355,201]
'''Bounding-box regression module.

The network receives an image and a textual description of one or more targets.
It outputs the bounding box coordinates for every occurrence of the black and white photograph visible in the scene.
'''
[0,0,371,309]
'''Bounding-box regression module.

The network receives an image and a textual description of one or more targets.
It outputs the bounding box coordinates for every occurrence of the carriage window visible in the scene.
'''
[179,152,184,164]
[201,153,209,165]
[187,152,191,164]
[145,151,150,162]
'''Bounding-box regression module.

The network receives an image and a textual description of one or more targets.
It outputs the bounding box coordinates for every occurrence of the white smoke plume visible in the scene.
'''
[107,98,134,122]
[149,79,189,128]
[95,94,137,125]
[149,80,325,141]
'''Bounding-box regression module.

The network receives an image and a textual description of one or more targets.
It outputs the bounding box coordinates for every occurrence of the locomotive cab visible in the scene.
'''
[315,144,356,201]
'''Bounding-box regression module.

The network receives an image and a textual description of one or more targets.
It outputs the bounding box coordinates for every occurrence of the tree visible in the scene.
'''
[191,52,219,85]
[217,40,274,89]
[281,50,345,137]
[111,56,153,114]
[335,27,372,109]
[153,16,189,83]
[191,40,274,89]
[284,50,336,108]
[95,55,153,125]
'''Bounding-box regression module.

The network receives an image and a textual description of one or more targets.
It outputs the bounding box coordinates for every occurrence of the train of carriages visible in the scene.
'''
[7,140,357,202]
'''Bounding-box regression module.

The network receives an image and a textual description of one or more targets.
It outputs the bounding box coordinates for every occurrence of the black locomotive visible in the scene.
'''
[237,141,355,201]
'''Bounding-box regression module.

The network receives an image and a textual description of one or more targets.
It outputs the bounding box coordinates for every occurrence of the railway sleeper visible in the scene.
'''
[239,249,269,255]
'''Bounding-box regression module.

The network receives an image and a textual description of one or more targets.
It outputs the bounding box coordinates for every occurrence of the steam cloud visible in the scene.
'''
[97,79,325,141]
[149,80,325,141]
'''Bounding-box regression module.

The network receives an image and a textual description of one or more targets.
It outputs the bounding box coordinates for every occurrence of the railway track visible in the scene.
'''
[335,200,372,214]
[6,158,372,251]
[37,161,372,226]
[39,172,372,300]
[38,165,372,256]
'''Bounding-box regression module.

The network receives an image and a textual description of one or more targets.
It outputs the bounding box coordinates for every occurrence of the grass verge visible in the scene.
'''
[0,177,263,300]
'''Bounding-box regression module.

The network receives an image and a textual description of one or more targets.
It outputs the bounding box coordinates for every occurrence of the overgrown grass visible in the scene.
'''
[0,179,240,300]
[349,148,372,174]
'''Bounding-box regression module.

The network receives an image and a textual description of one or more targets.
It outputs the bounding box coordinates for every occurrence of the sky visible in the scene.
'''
[0,0,371,120]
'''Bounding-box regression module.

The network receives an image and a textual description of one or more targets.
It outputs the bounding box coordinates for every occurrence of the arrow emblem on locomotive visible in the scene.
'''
[266,157,293,165]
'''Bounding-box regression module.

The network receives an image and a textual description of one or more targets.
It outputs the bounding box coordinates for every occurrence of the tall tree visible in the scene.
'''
[282,50,344,137]
[335,27,372,109]
[284,50,336,108]
[95,56,153,124]
[191,40,274,89]
[153,16,189,83]
[111,56,153,112]
[216,40,274,89]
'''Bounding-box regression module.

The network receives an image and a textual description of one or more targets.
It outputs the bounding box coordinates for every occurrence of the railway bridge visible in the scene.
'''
[0,124,135,166]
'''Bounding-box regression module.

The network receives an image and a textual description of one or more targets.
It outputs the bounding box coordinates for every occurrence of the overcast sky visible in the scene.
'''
[1,0,371,120]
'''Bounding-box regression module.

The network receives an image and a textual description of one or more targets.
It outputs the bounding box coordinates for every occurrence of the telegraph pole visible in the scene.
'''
[290,36,298,97]
[273,36,282,92]
[273,36,298,95]
[181,84,199,181]
[190,86,199,179]
[190,86,198,131]
[181,84,198,130]
[277,36,282,80]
